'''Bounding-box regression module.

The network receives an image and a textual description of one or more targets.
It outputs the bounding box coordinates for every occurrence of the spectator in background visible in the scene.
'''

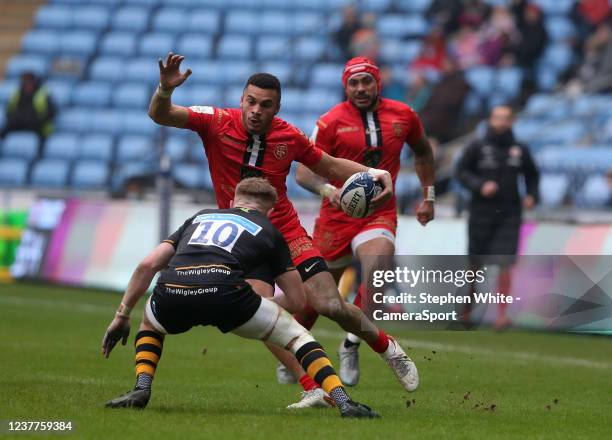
[0,72,56,151]
[334,5,361,60]
[349,12,380,61]
[479,5,518,66]
[426,0,463,35]
[411,28,449,73]
[420,58,470,143]
[575,20,612,93]
[459,0,491,29]
[571,0,611,46]
[379,66,405,102]
[405,72,433,113]
[511,4,548,69]
[450,22,483,68]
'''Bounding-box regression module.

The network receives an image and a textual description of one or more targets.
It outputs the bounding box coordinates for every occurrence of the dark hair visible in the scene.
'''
[244,73,281,102]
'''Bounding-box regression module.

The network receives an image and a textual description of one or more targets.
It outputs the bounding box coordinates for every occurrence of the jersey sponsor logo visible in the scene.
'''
[273,143,288,160]
[287,236,314,260]
[337,126,359,133]
[240,166,262,179]
[189,106,214,114]
[189,213,262,253]
[363,149,383,167]
[221,134,243,146]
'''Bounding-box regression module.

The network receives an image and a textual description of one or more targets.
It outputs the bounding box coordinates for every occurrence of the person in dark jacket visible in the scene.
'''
[0,71,56,152]
[456,105,539,330]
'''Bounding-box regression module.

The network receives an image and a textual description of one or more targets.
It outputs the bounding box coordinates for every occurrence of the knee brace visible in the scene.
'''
[266,308,315,350]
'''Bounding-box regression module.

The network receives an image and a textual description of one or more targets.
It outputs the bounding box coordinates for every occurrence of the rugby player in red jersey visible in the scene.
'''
[294,57,436,386]
[147,53,419,408]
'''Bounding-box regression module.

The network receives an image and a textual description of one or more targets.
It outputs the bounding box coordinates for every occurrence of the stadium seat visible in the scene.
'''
[259,62,292,84]
[5,55,48,78]
[60,31,98,56]
[495,67,523,100]
[255,37,292,61]
[259,12,294,36]
[223,87,245,108]
[172,162,211,189]
[71,160,110,189]
[280,89,305,114]
[0,80,18,106]
[540,44,573,73]
[186,10,221,34]
[90,57,124,82]
[221,62,256,86]
[111,161,156,193]
[294,13,324,35]
[545,17,575,41]
[22,31,60,56]
[524,94,569,118]
[100,33,138,57]
[121,111,157,136]
[2,133,39,160]
[217,36,252,60]
[152,8,187,33]
[571,95,612,118]
[165,137,188,162]
[72,6,110,31]
[88,110,123,135]
[380,39,421,64]
[513,118,544,142]
[30,159,70,188]
[139,33,176,58]
[539,174,569,208]
[537,121,586,145]
[377,15,428,38]
[361,0,392,13]
[112,83,150,109]
[287,166,315,198]
[465,66,495,97]
[176,34,213,59]
[72,82,112,108]
[44,133,79,159]
[112,7,150,32]
[56,109,90,133]
[294,37,326,62]
[533,0,574,16]
[126,58,161,84]
[0,158,29,187]
[116,135,155,162]
[576,175,610,208]
[395,0,432,13]
[80,134,114,162]
[303,89,342,114]
[311,63,344,88]
[225,11,260,35]
[190,86,222,105]
[35,5,71,29]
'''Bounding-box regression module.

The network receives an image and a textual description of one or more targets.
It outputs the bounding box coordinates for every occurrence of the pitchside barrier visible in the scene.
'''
[7,197,612,333]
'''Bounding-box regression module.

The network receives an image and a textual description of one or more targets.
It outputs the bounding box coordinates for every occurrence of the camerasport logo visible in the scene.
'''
[274,143,288,160]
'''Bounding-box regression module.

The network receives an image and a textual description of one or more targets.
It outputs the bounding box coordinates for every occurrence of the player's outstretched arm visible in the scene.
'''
[148,52,192,128]
[101,243,175,358]
[308,152,393,208]
[295,164,340,207]
[273,270,307,314]
[409,135,436,226]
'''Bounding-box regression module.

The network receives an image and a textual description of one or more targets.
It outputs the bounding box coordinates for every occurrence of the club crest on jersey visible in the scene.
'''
[274,143,288,160]
[393,122,404,137]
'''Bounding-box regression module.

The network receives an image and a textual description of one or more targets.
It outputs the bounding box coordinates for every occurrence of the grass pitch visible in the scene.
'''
[0,282,610,439]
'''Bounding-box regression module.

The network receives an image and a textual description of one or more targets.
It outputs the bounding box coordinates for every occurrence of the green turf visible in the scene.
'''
[0,282,610,439]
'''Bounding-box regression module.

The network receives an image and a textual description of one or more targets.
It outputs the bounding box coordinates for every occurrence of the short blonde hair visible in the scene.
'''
[235,177,278,211]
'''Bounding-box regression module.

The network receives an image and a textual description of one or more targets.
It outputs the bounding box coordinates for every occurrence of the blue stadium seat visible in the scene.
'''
[116,135,154,162]
[56,109,90,133]
[576,175,610,208]
[172,162,211,189]
[164,0,209,6]
[111,161,155,193]
[395,0,432,13]
[0,158,29,187]
[220,62,256,86]
[22,31,60,55]
[187,141,207,164]
[6,55,48,78]
[361,0,392,13]
[112,83,150,109]
[2,133,39,160]
[513,118,543,142]
[537,121,586,145]
[44,133,79,159]
[294,13,324,36]
[72,82,112,108]
[279,89,304,114]
[217,35,252,60]
[532,0,574,15]
[287,165,315,199]
[126,58,160,84]
[0,80,18,106]
[524,94,569,118]
[186,10,221,34]
[540,44,573,73]
[377,15,428,38]
[311,63,344,88]
[466,66,495,97]
[395,172,421,199]
[380,39,421,64]
[35,5,71,29]
[539,174,569,208]
[30,159,70,188]
[112,7,150,32]
[100,32,138,57]
[176,34,213,59]
[60,31,98,56]
[571,95,612,117]
[260,12,294,36]
[71,160,110,189]
[44,79,76,107]
[303,89,342,114]
[72,6,110,31]
[122,111,157,136]
[152,8,187,33]
[293,0,351,11]
[166,137,188,162]
[89,110,123,135]
[601,118,612,143]
[545,17,575,41]
[495,67,523,100]
[169,86,192,107]
[256,37,292,61]
[225,11,260,35]
[90,57,124,82]
[124,0,161,5]
[190,86,222,105]
[259,62,292,84]
[294,37,326,61]
[223,87,245,108]
[139,33,176,58]
[80,134,114,162]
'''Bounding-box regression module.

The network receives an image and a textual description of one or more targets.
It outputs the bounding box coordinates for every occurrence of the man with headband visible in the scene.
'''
[294,57,436,386]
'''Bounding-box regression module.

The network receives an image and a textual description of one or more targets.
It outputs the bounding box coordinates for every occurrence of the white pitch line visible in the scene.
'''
[0,293,111,315]
[312,329,612,370]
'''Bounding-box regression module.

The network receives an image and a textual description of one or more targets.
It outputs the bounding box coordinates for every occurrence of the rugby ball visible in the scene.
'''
[339,172,382,218]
